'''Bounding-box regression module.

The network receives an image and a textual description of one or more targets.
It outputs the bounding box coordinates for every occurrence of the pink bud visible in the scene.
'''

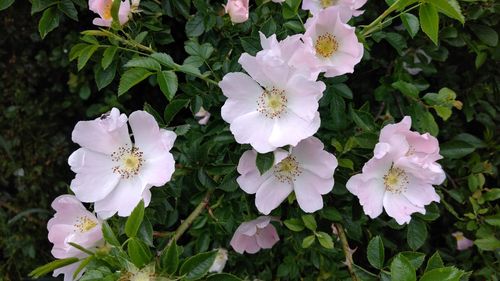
[224,0,249,24]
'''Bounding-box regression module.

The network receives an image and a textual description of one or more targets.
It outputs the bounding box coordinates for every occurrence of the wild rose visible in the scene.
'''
[69,108,176,219]
[48,195,103,281]
[230,216,280,254]
[224,0,249,24]
[219,54,325,153]
[452,232,474,251]
[208,248,228,273]
[237,137,338,214]
[346,116,444,225]
[302,6,364,77]
[89,0,131,27]
[302,0,367,16]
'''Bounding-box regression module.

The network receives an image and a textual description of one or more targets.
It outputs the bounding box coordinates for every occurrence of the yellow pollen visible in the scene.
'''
[320,0,336,8]
[74,216,97,232]
[274,156,301,183]
[383,166,409,194]
[257,87,287,119]
[111,146,144,179]
[315,33,338,58]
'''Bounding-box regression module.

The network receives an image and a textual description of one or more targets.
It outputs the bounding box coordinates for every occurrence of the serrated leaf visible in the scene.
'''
[392,81,419,99]
[367,236,384,269]
[127,238,152,268]
[179,251,217,281]
[185,13,204,37]
[432,0,464,24]
[160,242,179,275]
[317,232,334,249]
[118,68,153,96]
[77,45,98,71]
[164,99,190,125]
[31,0,58,14]
[419,3,439,45]
[302,235,315,248]
[301,214,317,231]
[425,251,444,272]
[407,219,427,250]
[151,52,176,68]
[401,13,419,38]
[420,267,464,281]
[58,0,78,21]
[256,152,274,175]
[102,46,118,69]
[390,254,416,281]
[101,221,120,246]
[157,70,178,101]
[124,57,161,71]
[284,218,304,232]
[400,252,425,269]
[474,237,500,251]
[125,200,145,238]
[440,140,475,159]
[95,62,116,90]
[38,7,60,39]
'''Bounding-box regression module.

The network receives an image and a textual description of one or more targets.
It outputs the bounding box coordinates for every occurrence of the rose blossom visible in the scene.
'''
[224,0,249,24]
[89,0,131,27]
[219,53,325,153]
[69,108,176,219]
[48,195,103,281]
[230,216,280,254]
[346,116,445,225]
[302,0,367,16]
[452,232,474,251]
[237,137,338,214]
[302,6,364,77]
[208,248,228,273]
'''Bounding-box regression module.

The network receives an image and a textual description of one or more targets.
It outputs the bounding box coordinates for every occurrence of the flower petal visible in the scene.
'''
[293,173,326,213]
[230,111,276,153]
[94,177,146,218]
[255,176,293,215]
[292,137,337,179]
[383,192,425,225]
[255,224,279,249]
[354,178,386,219]
[268,111,320,148]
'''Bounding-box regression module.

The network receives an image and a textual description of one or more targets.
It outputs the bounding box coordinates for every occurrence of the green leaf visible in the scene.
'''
[484,188,500,201]
[125,200,145,238]
[317,232,334,249]
[58,0,78,21]
[185,13,205,37]
[390,254,416,281]
[124,57,161,71]
[69,43,88,61]
[384,32,408,55]
[29,258,80,278]
[350,108,376,132]
[409,104,438,136]
[78,45,99,71]
[240,37,261,56]
[102,46,118,69]
[160,242,179,275]
[419,267,464,281]
[157,71,178,101]
[151,52,176,68]
[400,252,426,270]
[432,0,464,24]
[401,13,419,38]
[205,273,243,281]
[73,256,93,279]
[110,0,121,29]
[321,207,342,222]
[283,20,304,33]
[440,140,475,159]
[474,237,500,251]
[164,99,190,125]
[38,7,60,39]
[469,24,498,47]
[256,152,274,175]
[392,81,419,99]
[184,41,214,60]
[301,214,317,231]
[127,238,152,268]
[101,221,120,246]
[302,235,315,248]
[282,0,301,19]
[425,251,444,272]
[407,219,427,250]
[31,0,58,14]
[118,68,153,96]
[367,236,385,269]
[0,0,14,10]
[179,251,217,281]
[284,218,305,232]
[419,3,439,45]
[95,62,116,90]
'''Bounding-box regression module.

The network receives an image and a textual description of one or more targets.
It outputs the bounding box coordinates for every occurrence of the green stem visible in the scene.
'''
[360,0,404,38]
[335,223,359,281]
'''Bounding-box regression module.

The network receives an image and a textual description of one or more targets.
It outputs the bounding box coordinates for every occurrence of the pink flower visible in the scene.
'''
[224,0,249,24]
[219,54,325,153]
[346,117,444,225]
[69,108,176,219]
[89,0,131,27]
[452,232,474,251]
[230,216,280,254]
[195,107,211,125]
[302,6,364,77]
[237,137,338,214]
[302,0,367,17]
[47,195,103,281]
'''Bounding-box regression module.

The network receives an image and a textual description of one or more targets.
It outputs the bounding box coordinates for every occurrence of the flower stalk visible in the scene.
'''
[335,223,359,281]
[360,0,404,38]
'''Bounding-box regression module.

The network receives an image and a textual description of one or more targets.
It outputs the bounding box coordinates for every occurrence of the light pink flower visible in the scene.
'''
[69,108,176,219]
[302,6,364,77]
[346,117,444,225]
[230,216,280,254]
[219,55,325,153]
[195,107,211,125]
[89,0,131,27]
[47,195,103,281]
[452,232,474,251]
[237,137,338,214]
[302,0,367,17]
[224,0,249,24]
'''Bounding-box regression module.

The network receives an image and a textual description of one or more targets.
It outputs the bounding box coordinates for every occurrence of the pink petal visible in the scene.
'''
[230,111,276,153]
[255,176,293,215]
[293,172,327,213]
[354,178,386,219]
[383,192,426,225]
[292,137,337,179]
[255,224,280,249]
[268,111,320,148]
[94,177,146,218]
[402,175,440,207]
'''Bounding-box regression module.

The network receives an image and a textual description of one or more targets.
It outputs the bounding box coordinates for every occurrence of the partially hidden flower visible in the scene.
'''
[224,0,249,24]
[48,195,103,281]
[195,107,211,125]
[89,0,131,27]
[302,0,367,16]
[219,54,326,153]
[208,248,228,273]
[69,108,176,219]
[230,216,280,254]
[452,232,474,251]
[302,6,364,77]
[346,116,444,225]
[237,137,338,214]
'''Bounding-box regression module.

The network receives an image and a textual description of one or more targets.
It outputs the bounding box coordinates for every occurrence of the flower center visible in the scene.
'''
[74,216,97,232]
[103,0,112,20]
[257,87,287,119]
[320,0,337,8]
[315,33,339,58]
[274,156,302,183]
[111,146,144,179]
[383,166,409,194]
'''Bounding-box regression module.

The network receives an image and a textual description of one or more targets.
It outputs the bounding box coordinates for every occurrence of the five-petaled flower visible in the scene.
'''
[230,216,280,254]
[89,0,131,27]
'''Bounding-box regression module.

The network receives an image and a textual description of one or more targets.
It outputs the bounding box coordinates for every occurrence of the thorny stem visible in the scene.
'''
[360,0,404,38]
[335,223,359,281]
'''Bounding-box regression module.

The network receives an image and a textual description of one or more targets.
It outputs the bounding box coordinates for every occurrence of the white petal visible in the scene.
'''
[356,178,386,219]
[94,177,146,218]
[293,172,326,213]
[292,137,337,179]
[268,111,320,148]
[221,99,259,124]
[403,175,440,207]
[383,192,426,225]
[219,72,263,101]
[230,111,276,153]
[255,176,293,215]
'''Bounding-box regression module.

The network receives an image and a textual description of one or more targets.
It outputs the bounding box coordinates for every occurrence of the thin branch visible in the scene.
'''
[335,223,359,281]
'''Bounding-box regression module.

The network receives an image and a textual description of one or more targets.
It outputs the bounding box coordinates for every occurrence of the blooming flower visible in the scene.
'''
[48,195,103,281]
[346,116,444,225]
[208,248,228,273]
[237,137,338,214]
[224,0,249,24]
[219,54,325,153]
[302,0,367,16]
[195,107,211,125]
[69,108,176,219]
[302,6,364,77]
[230,216,280,254]
[89,0,131,27]
[452,232,474,251]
